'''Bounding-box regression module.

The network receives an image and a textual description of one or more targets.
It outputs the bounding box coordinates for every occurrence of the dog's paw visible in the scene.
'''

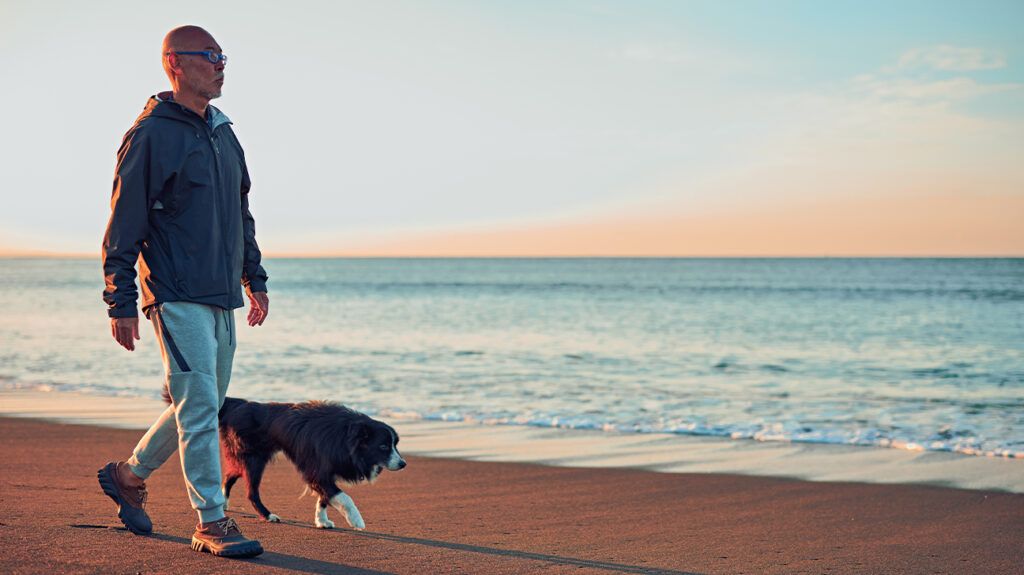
[315,518,335,529]
[331,492,366,530]
[343,507,366,530]
[266,513,281,523]
[347,515,366,531]
[224,498,230,511]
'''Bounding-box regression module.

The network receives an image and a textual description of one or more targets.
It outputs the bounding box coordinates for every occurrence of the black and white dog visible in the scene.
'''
[216,397,406,530]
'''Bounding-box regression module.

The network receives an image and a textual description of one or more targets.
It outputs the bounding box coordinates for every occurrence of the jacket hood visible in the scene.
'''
[138,91,232,131]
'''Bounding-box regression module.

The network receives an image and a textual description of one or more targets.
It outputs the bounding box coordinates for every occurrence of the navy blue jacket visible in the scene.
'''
[102,93,268,318]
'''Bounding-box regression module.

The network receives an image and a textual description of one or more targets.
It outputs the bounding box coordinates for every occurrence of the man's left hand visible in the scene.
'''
[247,291,269,326]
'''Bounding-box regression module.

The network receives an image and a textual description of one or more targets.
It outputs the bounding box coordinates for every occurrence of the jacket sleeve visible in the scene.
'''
[101,128,154,318]
[240,161,269,294]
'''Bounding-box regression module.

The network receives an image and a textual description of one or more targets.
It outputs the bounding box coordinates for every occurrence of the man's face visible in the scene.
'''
[171,37,225,100]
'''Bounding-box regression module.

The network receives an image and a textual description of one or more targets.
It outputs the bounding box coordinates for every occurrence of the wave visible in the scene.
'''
[6,381,1020,460]
[371,410,1024,459]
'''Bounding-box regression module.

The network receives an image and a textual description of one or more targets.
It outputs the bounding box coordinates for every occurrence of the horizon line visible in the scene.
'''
[2,252,1023,260]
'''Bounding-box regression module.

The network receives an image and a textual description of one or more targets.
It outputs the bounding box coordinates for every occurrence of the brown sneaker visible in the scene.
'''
[191,517,264,558]
[97,461,152,535]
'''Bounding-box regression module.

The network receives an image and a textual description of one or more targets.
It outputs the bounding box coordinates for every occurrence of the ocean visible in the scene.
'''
[1,257,1022,458]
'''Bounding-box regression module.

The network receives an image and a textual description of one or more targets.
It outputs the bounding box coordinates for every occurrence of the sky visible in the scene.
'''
[0,0,1021,256]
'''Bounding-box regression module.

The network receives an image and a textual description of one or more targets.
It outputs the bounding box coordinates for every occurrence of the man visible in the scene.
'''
[98,25,268,558]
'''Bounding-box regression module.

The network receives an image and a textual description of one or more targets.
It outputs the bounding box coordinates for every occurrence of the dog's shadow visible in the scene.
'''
[231,510,701,575]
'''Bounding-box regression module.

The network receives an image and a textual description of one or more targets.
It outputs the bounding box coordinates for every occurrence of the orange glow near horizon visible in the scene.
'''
[298,190,1024,257]
[1,191,1021,258]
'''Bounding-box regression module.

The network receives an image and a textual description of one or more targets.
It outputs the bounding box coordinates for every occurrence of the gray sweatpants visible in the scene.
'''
[126,301,236,523]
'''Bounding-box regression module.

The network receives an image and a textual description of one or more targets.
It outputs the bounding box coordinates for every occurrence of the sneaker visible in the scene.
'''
[191,517,264,558]
[97,461,153,535]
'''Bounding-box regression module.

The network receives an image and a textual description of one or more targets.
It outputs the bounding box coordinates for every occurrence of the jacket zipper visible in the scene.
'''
[206,123,234,298]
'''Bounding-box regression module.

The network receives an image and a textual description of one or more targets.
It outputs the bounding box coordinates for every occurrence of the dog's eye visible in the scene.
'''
[379,444,389,451]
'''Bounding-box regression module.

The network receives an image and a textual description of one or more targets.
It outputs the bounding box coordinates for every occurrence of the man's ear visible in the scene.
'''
[165,53,183,76]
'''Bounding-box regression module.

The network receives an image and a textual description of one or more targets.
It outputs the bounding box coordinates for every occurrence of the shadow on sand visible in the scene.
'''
[70,524,391,575]
[237,512,702,575]
[73,518,703,575]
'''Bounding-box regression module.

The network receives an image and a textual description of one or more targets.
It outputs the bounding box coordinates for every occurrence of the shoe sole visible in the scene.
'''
[191,536,264,558]
[96,464,151,536]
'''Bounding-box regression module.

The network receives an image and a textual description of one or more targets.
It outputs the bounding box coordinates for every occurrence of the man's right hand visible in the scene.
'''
[111,317,141,351]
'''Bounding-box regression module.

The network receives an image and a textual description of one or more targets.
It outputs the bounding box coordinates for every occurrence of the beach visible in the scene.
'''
[2,393,1023,574]
[3,0,1023,570]
[2,257,1022,573]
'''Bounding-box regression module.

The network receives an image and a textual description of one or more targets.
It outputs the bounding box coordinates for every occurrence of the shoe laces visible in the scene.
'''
[116,463,148,506]
[216,517,241,535]
[123,481,148,507]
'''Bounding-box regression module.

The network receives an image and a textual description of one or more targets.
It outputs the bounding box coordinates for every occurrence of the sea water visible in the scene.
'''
[1,257,1021,457]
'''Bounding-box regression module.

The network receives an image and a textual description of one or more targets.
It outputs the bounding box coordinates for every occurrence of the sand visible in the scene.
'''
[1,416,1022,574]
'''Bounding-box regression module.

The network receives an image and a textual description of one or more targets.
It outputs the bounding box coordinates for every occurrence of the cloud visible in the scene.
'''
[854,45,1021,107]
[851,74,1022,103]
[896,45,1006,71]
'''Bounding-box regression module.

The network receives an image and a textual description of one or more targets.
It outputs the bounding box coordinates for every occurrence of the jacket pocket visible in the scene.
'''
[168,219,228,298]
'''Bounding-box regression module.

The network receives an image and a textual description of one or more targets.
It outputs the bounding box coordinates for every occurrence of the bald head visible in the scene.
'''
[162,25,217,55]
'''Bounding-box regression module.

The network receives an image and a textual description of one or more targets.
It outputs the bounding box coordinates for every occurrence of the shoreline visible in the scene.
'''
[0,415,1022,574]
[2,388,1022,493]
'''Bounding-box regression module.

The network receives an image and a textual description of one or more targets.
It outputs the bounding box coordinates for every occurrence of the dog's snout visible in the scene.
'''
[397,459,407,470]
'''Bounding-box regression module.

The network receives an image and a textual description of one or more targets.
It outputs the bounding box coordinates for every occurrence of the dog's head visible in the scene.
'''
[346,417,406,483]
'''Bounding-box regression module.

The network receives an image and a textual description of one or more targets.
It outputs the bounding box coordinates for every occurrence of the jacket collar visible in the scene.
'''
[142,91,232,131]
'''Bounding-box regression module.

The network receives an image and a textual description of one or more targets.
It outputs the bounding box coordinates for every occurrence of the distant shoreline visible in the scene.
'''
[3,254,1023,259]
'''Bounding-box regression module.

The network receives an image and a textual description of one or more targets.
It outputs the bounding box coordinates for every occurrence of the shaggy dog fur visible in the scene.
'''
[162,391,405,529]
[218,397,406,529]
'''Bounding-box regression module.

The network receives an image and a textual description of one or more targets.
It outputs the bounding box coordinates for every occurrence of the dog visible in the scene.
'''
[217,397,406,529]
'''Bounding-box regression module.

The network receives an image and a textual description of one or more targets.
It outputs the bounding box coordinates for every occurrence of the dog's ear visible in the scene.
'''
[346,422,371,452]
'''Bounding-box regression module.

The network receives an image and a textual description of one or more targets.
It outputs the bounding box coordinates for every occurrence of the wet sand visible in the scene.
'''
[1,416,1022,574]
[2,389,1022,493]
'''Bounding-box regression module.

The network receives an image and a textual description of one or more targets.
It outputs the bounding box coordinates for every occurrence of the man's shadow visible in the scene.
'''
[75,519,702,575]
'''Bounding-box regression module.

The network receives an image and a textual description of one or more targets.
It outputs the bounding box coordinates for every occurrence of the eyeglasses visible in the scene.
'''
[166,50,228,64]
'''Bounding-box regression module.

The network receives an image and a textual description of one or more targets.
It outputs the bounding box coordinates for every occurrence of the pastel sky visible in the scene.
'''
[1,0,1021,256]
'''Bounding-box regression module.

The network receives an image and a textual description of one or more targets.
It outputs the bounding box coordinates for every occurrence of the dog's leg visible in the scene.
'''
[244,455,279,522]
[314,495,334,529]
[222,472,242,511]
[311,481,363,530]
[326,489,365,530]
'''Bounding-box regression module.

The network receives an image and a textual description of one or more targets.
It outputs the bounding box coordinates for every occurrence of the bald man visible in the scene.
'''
[98,25,267,558]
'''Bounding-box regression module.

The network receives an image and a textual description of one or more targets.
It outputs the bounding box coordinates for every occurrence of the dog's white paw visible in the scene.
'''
[346,512,366,531]
[315,503,334,529]
[224,498,230,510]
[267,513,281,523]
[331,492,366,530]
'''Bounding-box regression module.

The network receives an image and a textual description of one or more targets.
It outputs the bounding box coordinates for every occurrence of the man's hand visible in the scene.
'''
[111,317,140,351]
[247,291,269,327]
